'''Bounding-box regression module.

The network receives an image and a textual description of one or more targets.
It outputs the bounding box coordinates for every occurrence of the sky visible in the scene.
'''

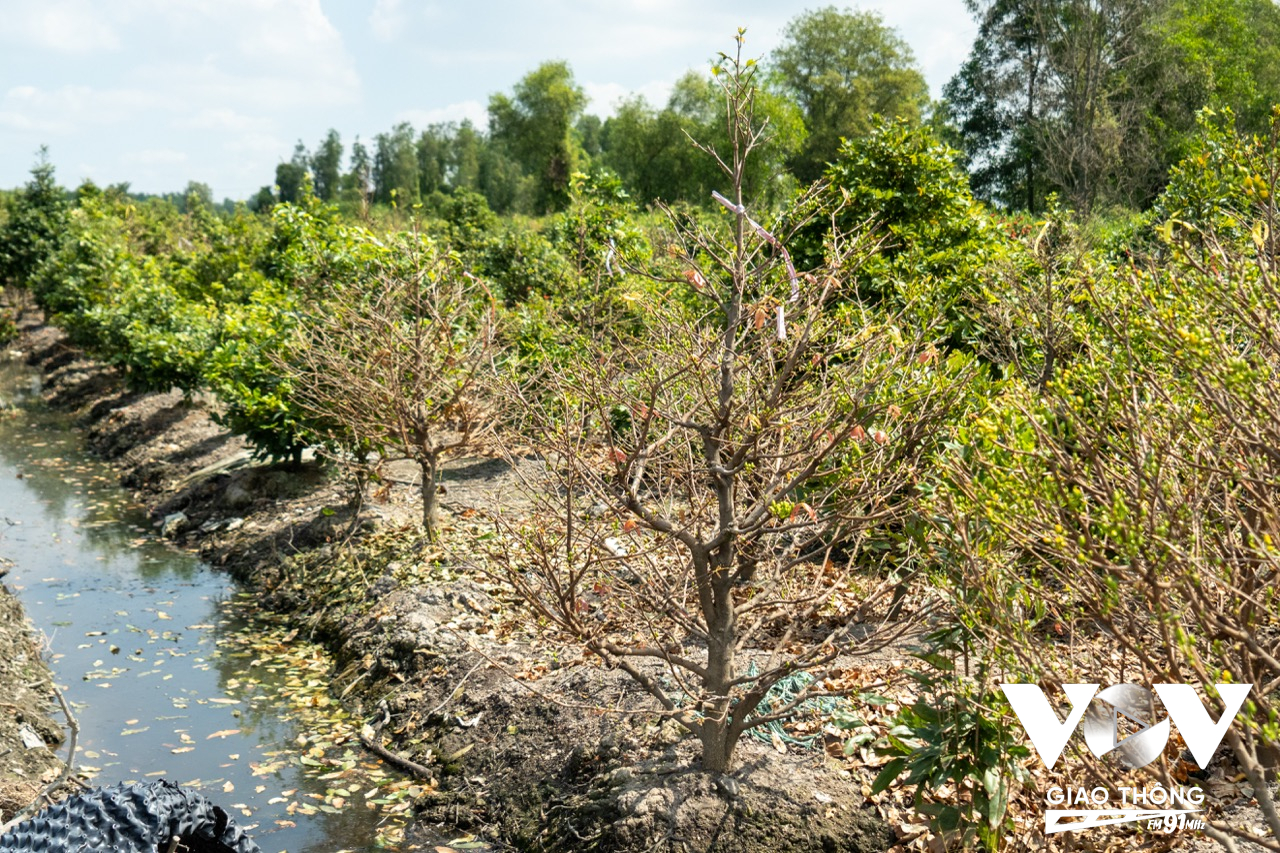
[0,0,976,201]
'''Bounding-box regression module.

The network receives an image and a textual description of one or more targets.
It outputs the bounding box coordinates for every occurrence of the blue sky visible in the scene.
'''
[0,1,975,200]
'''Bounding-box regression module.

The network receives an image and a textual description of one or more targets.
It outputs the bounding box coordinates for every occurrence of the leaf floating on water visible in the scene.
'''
[171,747,194,754]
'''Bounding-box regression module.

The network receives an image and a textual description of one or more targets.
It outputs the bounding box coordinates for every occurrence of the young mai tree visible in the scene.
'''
[495,35,965,774]
[282,235,496,541]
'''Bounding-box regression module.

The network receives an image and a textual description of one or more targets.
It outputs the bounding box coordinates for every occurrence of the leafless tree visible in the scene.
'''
[1038,0,1188,211]
[281,239,496,541]
[492,37,963,774]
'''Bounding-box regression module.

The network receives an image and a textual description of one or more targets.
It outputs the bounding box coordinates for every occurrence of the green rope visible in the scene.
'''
[742,663,840,750]
[662,662,839,751]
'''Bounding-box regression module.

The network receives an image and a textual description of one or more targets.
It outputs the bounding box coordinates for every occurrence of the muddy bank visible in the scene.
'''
[0,581,66,825]
[12,314,895,853]
[0,319,67,823]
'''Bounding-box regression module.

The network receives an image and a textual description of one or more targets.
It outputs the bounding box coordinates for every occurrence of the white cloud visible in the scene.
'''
[583,77,679,116]
[0,85,163,134]
[137,59,357,113]
[124,148,189,165]
[0,111,55,133]
[4,0,360,131]
[175,108,270,132]
[176,0,360,107]
[223,133,289,154]
[396,100,488,129]
[2,1,121,53]
[230,0,358,81]
[370,0,406,42]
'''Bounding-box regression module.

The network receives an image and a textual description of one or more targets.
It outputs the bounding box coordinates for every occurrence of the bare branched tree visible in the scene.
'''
[492,36,963,774]
[282,238,496,541]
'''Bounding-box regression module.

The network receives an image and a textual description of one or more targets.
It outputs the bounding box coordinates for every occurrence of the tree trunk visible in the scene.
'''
[419,455,439,542]
[699,719,735,774]
[701,565,737,773]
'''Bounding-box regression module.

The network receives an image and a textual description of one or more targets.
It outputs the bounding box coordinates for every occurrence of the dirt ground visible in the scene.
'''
[0,580,66,826]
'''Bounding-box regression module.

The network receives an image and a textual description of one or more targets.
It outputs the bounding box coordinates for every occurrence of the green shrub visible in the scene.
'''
[855,627,1031,852]
[205,284,308,461]
[0,152,68,290]
[790,119,1011,350]
[472,224,575,305]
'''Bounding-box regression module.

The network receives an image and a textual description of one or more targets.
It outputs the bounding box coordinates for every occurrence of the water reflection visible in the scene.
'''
[0,358,433,852]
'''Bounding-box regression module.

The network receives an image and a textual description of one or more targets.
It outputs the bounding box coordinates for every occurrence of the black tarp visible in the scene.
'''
[0,780,262,853]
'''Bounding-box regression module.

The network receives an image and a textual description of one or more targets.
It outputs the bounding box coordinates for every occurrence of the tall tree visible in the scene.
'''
[771,6,929,183]
[416,124,450,198]
[450,120,483,192]
[1033,0,1159,211]
[275,140,310,205]
[601,70,804,206]
[945,0,1280,211]
[310,129,343,202]
[488,61,588,212]
[943,0,1050,210]
[373,122,420,207]
[181,181,214,212]
[575,113,603,159]
[1154,0,1280,156]
[0,147,67,288]
[249,185,276,213]
[344,136,373,208]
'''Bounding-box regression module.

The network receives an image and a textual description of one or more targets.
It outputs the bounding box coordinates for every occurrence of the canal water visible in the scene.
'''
[0,356,463,852]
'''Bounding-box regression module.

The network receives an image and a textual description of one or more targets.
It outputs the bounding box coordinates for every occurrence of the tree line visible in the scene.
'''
[258,5,925,217]
[252,1,1280,220]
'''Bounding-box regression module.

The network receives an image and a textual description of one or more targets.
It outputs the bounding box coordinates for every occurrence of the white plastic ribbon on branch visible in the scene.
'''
[711,190,799,342]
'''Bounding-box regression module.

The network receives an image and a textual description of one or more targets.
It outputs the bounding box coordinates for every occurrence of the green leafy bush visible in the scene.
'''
[791,119,1011,349]
[0,152,68,290]
[858,632,1031,851]
[205,284,307,460]
[1152,105,1280,258]
[473,223,575,305]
